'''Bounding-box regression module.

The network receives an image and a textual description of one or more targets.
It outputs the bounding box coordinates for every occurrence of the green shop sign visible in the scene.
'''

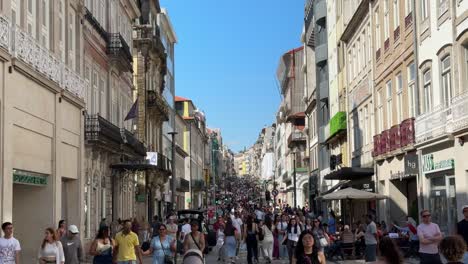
[13,169,48,186]
[422,154,454,173]
[136,194,146,202]
[329,112,347,138]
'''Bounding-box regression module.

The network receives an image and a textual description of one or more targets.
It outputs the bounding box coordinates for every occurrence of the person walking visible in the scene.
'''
[243,215,259,264]
[166,217,178,241]
[139,217,150,244]
[261,216,274,263]
[291,230,326,264]
[417,209,443,264]
[0,222,21,264]
[183,221,205,253]
[364,214,378,263]
[142,224,176,264]
[113,219,143,264]
[286,218,302,264]
[373,236,403,264]
[457,205,468,263]
[439,236,467,264]
[57,220,66,239]
[89,226,114,264]
[328,211,336,235]
[60,225,83,264]
[38,227,65,264]
[272,216,280,260]
[223,218,238,264]
[151,216,161,238]
[311,218,329,253]
[276,215,288,260]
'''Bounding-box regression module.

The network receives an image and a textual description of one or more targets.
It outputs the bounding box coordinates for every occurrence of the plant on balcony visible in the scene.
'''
[329,112,347,138]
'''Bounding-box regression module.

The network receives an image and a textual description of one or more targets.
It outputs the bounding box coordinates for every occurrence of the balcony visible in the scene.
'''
[405,12,413,28]
[400,118,415,147]
[288,131,307,148]
[192,179,205,191]
[376,48,381,61]
[107,33,133,72]
[1,16,86,99]
[329,111,347,139]
[147,90,169,121]
[394,26,400,41]
[415,104,452,144]
[84,8,109,42]
[384,38,390,51]
[176,178,190,192]
[316,43,328,66]
[452,91,468,133]
[134,25,166,63]
[389,124,401,151]
[85,114,147,156]
[372,118,415,158]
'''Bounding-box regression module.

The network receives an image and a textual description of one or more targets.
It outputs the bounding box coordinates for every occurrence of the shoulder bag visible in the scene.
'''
[159,237,174,264]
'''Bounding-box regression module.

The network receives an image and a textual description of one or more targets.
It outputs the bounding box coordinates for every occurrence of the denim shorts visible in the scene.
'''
[365,244,377,262]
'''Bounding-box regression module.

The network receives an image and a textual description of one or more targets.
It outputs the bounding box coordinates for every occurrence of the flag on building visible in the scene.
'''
[124,99,138,121]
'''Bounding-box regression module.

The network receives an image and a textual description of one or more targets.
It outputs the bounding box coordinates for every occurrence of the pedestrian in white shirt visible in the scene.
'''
[285,218,301,263]
[38,227,65,264]
[0,222,21,264]
[180,219,192,241]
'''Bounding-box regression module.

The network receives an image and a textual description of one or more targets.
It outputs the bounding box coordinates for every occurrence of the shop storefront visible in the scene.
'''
[421,151,456,234]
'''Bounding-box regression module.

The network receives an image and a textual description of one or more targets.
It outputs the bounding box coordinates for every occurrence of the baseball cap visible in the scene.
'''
[68,225,79,234]
[463,205,468,211]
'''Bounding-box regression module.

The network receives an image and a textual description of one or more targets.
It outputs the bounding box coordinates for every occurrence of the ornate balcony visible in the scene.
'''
[415,104,452,144]
[147,90,169,121]
[384,38,390,51]
[389,124,401,151]
[451,91,468,133]
[107,33,133,73]
[288,131,307,148]
[329,111,347,139]
[177,178,190,192]
[191,179,205,191]
[405,12,413,28]
[373,118,415,158]
[394,26,400,41]
[376,48,381,61]
[2,16,86,99]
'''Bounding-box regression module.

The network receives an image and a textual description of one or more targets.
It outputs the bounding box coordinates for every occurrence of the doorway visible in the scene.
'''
[429,174,456,234]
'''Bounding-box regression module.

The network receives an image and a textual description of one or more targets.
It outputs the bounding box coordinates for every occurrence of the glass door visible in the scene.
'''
[429,176,448,233]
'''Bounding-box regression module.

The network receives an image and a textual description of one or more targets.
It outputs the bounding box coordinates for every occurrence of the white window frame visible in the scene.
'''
[396,73,403,123]
[422,0,430,20]
[40,0,50,49]
[68,10,76,70]
[92,69,99,115]
[364,106,369,145]
[393,0,400,29]
[386,80,393,129]
[378,90,384,133]
[58,0,65,61]
[405,0,413,16]
[423,70,433,113]
[441,56,452,106]
[384,0,390,40]
[375,8,381,51]
[465,46,468,85]
[26,0,35,36]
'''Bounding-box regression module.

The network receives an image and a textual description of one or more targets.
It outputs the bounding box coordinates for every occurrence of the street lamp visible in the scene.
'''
[168,131,178,212]
[293,149,297,209]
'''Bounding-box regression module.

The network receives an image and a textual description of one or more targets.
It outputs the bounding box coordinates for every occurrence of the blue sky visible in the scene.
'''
[161,0,304,152]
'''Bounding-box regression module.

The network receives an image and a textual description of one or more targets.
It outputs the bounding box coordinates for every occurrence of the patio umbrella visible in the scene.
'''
[319,187,387,200]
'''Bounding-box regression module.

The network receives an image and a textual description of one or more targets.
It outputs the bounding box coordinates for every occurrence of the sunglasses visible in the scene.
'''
[159,228,166,231]
[422,214,431,218]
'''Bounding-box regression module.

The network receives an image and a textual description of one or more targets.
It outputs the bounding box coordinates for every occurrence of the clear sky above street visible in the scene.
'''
[161,0,304,152]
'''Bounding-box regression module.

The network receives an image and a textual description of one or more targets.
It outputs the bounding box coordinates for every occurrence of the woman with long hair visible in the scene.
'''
[143,224,177,264]
[89,226,114,264]
[243,215,259,264]
[292,230,326,264]
[57,220,66,239]
[285,218,302,263]
[374,237,404,264]
[272,215,280,260]
[223,218,238,264]
[262,216,274,263]
[311,219,329,252]
[304,218,313,231]
[38,227,65,264]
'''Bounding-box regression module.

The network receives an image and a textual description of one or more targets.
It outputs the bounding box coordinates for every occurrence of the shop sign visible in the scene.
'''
[422,154,454,173]
[404,153,419,176]
[353,182,375,192]
[390,170,406,180]
[136,194,146,202]
[13,170,48,186]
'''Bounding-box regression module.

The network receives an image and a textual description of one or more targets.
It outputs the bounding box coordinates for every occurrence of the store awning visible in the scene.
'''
[320,180,350,196]
[110,162,171,176]
[318,187,387,200]
[323,167,373,180]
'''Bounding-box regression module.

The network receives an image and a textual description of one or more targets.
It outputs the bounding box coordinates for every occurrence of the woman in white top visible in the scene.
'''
[261,216,274,264]
[38,227,65,264]
[285,218,302,264]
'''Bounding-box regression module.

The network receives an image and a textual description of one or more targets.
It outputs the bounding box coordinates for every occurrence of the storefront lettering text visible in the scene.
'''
[422,154,454,173]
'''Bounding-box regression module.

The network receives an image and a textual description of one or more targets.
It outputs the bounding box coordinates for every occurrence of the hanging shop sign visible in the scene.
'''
[422,154,454,173]
[13,169,48,186]
[404,152,419,176]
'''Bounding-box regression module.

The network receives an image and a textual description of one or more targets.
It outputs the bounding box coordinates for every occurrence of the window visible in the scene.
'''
[386,80,393,128]
[408,63,417,117]
[441,56,452,106]
[68,11,76,70]
[375,8,381,51]
[41,0,49,49]
[393,0,400,29]
[378,90,384,133]
[99,76,107,118]
[348,51,353,79]
[367,24,372,61]
[364,106,369,145]
[84,63,91,110]
[92,70,98,114]
[396,73,403,123]
[58,0,65,61]
[406,0,413,15]
[422,0,430,20]
[42,0,46,26]
[26,0,35,37]
[384,0,390,40]
[422,70,433,113]
[465,46,468,84]
[359,109,364,148]
[362,32,367,63]
[357,39,361,73]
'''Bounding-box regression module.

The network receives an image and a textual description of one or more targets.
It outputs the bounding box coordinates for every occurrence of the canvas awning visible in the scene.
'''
[318,187,386,200]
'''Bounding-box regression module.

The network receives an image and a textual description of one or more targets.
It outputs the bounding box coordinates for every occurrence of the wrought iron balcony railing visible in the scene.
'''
[107,33,133,72]
[147,90,170,121]
[0,16,86,100]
